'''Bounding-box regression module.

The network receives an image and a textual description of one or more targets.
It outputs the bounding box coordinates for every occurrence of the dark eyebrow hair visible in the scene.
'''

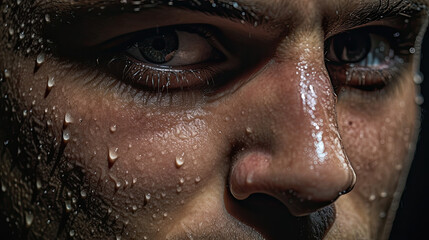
[335,0,427,29]
[34,0,262,26]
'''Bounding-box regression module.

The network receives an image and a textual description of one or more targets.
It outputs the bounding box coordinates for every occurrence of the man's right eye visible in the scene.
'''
[98,24,229,92]
[125,25,224,66]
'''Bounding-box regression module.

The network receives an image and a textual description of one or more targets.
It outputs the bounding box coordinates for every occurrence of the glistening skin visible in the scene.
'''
[0,0,428,239]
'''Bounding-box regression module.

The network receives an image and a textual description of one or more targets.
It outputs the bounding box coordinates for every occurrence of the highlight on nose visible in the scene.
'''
[229,149,356,216]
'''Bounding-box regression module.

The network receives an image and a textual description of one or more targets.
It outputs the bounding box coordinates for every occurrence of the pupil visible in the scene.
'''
[139,29,179,64]
[152,38,166,51]
[334,32,371,63]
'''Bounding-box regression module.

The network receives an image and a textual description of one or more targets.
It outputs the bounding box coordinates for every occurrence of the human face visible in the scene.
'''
[0,0,427,239]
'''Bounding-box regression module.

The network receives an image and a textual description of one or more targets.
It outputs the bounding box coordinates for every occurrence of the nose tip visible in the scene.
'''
[229,150,356,216]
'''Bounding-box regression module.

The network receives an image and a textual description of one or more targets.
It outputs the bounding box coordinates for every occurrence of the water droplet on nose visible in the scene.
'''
[409,47,416,54]
[175,153,185,168]
[25,211,34,227]
[62,129,71,143]
[369,194,376,201]
[116,235,122,240]
[245,127,253,134]
[108,147,119,167]
[176,186,182,193]
[110,124,117,133]
[380,191,387,198]
[132,205,137,212]
[179,177,185,184]
[69,229,75,237]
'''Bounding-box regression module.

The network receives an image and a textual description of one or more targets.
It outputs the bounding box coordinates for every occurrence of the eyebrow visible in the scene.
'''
[34,0,263,26]
[331,0,428,32]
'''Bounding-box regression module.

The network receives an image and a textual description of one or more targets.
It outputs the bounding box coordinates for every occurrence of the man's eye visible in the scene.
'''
[324,27,410,93]
[325,29,393,66]
[125,26,222,66]
[98,24,229,92]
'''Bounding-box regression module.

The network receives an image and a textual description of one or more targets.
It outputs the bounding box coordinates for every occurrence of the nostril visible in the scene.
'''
[224,189,337,240]
[229,151,272,200]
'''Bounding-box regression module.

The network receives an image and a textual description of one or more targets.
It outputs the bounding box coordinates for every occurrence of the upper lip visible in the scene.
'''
[224,193,336,240]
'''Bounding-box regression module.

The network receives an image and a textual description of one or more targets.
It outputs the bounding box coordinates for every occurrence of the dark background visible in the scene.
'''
[390,27,429,239]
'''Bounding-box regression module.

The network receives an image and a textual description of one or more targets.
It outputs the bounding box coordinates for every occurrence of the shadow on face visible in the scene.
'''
[0,0,427,239]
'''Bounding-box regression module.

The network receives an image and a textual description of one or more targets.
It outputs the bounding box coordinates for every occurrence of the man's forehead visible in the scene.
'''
[31,0,427,22]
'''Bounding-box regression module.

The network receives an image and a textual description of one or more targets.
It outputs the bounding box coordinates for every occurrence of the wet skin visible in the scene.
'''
[0,0,428,239]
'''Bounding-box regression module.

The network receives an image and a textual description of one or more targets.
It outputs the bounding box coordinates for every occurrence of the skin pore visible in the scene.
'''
[0,0,428,239]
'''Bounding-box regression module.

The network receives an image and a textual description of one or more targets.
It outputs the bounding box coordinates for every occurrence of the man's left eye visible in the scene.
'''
[325,28,394,67]
[125,26,223,66]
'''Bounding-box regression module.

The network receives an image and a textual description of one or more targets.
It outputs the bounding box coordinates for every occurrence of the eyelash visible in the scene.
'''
[324,26,415,99]
[94,24,228,93]
[88,23,415,103]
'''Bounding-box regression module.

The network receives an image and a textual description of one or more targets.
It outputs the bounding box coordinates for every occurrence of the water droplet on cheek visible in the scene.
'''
[25,211,34,227]
[45,13,51,23]
[175,153,185,168]
[110,124,117,133]
[62,129,71,143]
[108,147,119,167]
[64,112,73,125]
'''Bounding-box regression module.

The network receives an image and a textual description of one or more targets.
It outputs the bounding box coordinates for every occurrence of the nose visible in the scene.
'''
[228,42,356,216]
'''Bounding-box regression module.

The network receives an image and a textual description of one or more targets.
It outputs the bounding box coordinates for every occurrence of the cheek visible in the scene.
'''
[337,79,418,222]
[3,57,227,235]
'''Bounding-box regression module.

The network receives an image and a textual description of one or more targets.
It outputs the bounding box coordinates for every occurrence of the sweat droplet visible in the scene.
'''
[64,112,73,125]
[25,211,34,227]
[36,178,42,190]
[108,147,119,167]
[65,200,72,212]
[175,153,185,168]
[35,53,46,68]
[45,14,51,23]
[80,189,87,198]
[47,76,55,89]
[195,176,201,183]
[110,124,117,133]
[62,129,71,143]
